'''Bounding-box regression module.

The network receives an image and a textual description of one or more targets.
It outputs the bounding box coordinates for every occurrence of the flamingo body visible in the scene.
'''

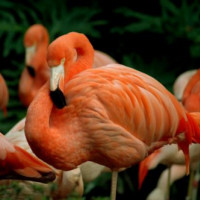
[25,62,200,171]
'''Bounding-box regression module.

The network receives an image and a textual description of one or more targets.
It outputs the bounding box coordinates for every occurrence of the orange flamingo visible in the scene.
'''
[25,32,200,200]
[19,24,117,107]
[0,74,9,116]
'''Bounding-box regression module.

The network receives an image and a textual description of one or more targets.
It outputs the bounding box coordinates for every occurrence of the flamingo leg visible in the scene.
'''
[186,169,194,200]
[166,166,171,200]
[111,171,118,200]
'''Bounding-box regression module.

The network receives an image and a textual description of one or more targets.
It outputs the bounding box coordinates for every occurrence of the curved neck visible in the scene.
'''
[25,82,89,170]
[64,33,94,82]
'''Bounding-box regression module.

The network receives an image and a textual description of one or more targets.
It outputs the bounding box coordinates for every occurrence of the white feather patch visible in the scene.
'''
[0,133,15,160]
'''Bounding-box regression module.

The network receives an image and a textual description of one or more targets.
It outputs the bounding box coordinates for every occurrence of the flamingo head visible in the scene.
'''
[47,32,94,109]
[24,24,49,77]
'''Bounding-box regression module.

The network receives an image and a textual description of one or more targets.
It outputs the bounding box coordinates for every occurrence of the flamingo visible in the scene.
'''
[24,32,200,200]
[19,24,117,107]
[19,24,50,107]
[0,74,9,116]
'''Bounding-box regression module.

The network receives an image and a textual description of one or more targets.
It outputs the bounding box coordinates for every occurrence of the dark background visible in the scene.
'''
[0,0,200,199]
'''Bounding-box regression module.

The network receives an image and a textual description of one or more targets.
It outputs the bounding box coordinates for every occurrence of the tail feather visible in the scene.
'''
[138,149,161,189]
[177,112,200,174]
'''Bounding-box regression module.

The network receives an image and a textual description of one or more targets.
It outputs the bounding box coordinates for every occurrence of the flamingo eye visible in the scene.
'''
[50,88,67,109]
[27,66,36,77]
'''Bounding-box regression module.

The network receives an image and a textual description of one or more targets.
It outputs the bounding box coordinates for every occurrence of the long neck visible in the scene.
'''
[35,29,49,61]
[25,82,89,170]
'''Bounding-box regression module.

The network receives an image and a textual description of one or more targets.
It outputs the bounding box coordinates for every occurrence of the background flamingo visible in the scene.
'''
[19,24,117,107]
[24,32,200,200]
[19,24,50,107]
[0,74,9,116]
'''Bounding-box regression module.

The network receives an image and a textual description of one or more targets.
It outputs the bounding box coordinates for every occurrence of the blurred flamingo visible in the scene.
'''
[19,24,50,106]
[0,74,9,116]
[19,24,117,107]
[24,32,200,200]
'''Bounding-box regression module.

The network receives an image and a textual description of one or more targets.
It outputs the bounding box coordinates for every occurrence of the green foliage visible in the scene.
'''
[113,0,200,57]
[0,0,106,58]
[0,0,106,133]
[0,181,23,199]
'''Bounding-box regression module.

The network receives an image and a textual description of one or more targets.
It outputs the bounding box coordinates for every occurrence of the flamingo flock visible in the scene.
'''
[1,23,200,200]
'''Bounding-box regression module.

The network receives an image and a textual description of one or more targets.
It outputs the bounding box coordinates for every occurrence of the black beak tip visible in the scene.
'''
[50,88,67,109]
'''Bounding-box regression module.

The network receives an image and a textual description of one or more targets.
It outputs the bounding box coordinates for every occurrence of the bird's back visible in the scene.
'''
[65,64,187,146]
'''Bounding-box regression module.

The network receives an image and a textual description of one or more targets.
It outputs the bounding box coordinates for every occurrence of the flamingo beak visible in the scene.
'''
[25,45,36,65]
[50,59,66,109]
[27,66,35,77]
[50,62,64,92]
